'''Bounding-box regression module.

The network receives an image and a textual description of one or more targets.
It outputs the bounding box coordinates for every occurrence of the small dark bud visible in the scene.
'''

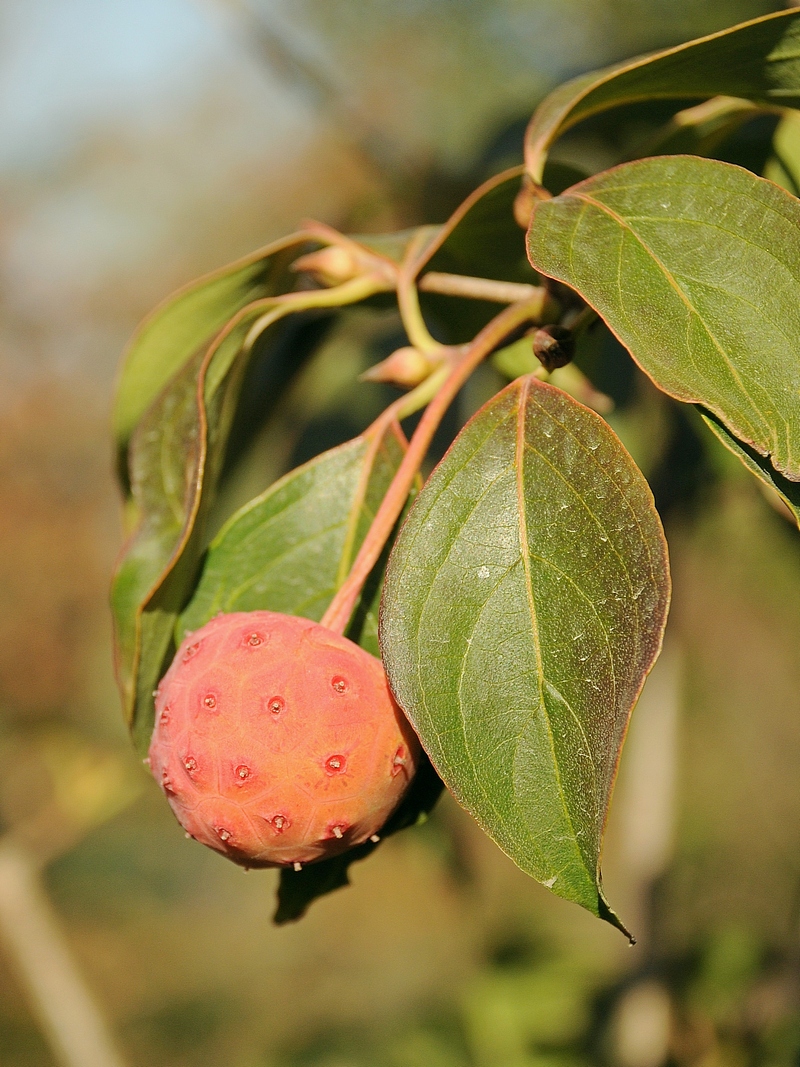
[532,325,574,372]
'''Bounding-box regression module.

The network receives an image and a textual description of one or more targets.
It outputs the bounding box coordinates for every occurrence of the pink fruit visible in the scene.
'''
[148,611,420,868]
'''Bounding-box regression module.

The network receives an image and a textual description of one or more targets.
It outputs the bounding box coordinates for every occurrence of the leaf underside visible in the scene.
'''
[525,8,800,181]
[111,225,317,751]
[528,155,800,483]
[112,307,295,751]
[380,376,670,933]
[701,408,800,527]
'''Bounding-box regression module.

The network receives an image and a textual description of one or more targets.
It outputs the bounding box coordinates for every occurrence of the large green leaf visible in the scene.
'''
[527,155,800,482]
[111,308,293,750]
[113,232,309,452]
[380,376,669,932]
[179,425,408,656]
[525,9,800,182]
[112,251,391,748]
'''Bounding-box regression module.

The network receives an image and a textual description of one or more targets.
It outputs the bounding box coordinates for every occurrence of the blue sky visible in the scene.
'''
[0,0,298,171]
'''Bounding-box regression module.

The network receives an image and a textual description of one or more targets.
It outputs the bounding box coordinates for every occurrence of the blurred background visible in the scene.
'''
[1,1,800,1065]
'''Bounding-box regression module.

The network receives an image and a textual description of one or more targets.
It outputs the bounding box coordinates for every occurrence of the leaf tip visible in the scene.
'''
[598,888,635,944]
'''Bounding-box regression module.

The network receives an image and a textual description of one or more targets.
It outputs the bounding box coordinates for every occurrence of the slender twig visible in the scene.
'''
[0,841,129,1067]
[419,272,545,305]
[243,272,393,351]
[396,230,444,355]
[321,293,552,634]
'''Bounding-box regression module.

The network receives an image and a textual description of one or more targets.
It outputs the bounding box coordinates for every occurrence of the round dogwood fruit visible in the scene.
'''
[148,611,420,868]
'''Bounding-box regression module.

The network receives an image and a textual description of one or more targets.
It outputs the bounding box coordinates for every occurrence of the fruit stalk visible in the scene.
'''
[321,291,554,634]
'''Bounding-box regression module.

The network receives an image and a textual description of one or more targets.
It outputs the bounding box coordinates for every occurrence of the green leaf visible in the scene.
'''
[764,109,800,196]
[623,96,761,163]
[112,232,308,452]
[525,9,800,182]
[111,351,205,740]
[527,155,800,482]
[418,166,532,284]
[701,408,800,527]
[379,376,669,932]
[111,308,293,750]
[112,253,390,748]
[412,167,537,342]
[179,424,409,657]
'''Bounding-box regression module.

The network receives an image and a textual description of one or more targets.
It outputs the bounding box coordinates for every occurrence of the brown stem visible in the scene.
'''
[419,272,546,305]
[242,272,393,351]
[298,219,400,284]
[321,294,551,635]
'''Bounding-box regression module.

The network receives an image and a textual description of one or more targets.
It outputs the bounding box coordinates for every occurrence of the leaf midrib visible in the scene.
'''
[515,380,599,874]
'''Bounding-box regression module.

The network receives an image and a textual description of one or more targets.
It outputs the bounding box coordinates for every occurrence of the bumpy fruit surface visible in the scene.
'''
[148,611,420,868]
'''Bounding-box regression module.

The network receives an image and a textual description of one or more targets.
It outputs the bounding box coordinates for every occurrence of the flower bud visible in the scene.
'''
[361,347,435,389]
[292,245,360,286]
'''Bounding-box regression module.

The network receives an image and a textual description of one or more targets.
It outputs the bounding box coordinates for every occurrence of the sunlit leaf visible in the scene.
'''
[525,9,800,181]
[380,376,669,932]
[764,109,800,195]
[527,155,800,482]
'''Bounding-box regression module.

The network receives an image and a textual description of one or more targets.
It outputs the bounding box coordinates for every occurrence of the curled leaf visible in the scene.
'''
[525,10,800,181]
